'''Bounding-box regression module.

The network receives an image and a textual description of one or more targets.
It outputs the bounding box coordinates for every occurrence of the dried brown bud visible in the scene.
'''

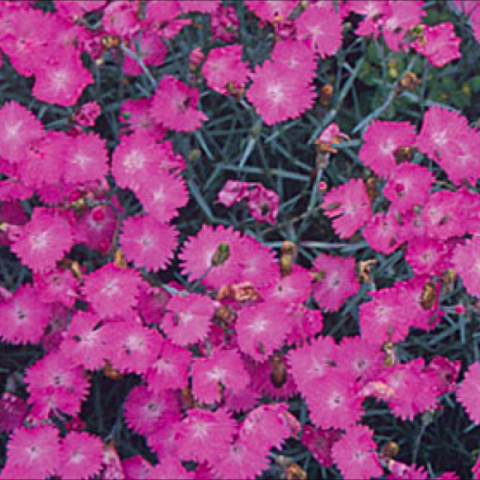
[320,84,334,107]
[286,464,307,480]
[215,305,236,325]
[101,35,120,50]
[280,241,297,277]
[420,281,436,310]
[365,176,379,203]
[399,71,421,92]
[394,146,414,164]
[381,441,400,459]
[113,249,128,269]
[270,353,288,388]
[103,360,123,381]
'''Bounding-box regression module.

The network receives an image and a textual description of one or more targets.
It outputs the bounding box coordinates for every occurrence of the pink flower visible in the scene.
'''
[412,22,462,67]
[11,209,73,273]
[454,237,480,299]
[295,4,342,57]
[112,131,167,192]
[245,1,299,23]
[179,0,220,14]
[212,439,270,480]
[124,385,180,436]
[405,237,449,276]
[0,394,27,433]
[60,311,107,370]
[322,179,372,238]
[64,133,108,184]
[135,170,189,224]
[271,40,318,81]
[203,45,249,95]
[103,322,162,374]
[102,0,139,38]
[383,164,433,213]
[58,432,104,480]
[246,60,316,125]
[74,101,102,127]
[363,211,402,254]
[192,348,250,404]
[145,459,194,480]
[301,425,341,468]
[123,31,168,75]
[162,293,216,346]
[457,361,480,424]
[179,225,245,290]
[175,408,236,464]
[236,300,293,361]
[120,215,178,272]
[0,285,50,345]
[332,425,383,480]
[146,340,191,392]
[312,254,360,312]
[150,75,208,132]
[287,336,338,393]
[5,425,60,479]
[32,49,94,107]
[83,263,143,318]
[210,4,239,43]
[0,101,44,164]
[346,1,391,38]
[358,120,417,178]
[34,268,79,308]
[122,456,153,480]
[119,99,165,140]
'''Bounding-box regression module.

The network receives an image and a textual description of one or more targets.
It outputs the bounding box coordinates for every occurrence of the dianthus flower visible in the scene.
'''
[123,31,168,76]
[58,431,104,480]
[192,348,250,404]
[122,456,153,480]
[64,133,108,185]
[162,293,216,346]
[11,208,73,273]
[245,1,299,23]
[332,425,383,480]
[457,361,480,424]
[145,459,194,480]
[32,48,94,107]
[0,285,51,345]
[150,75,208,132]
[295,3,343,57]
[0,101,44,164]
[74,101,102,127]
[383,163,433,213]
[0,393,27,433]
[120,214,178,272]
[346,1,391,38]
[82,263,143,318]
[124,385,180,437]
[358,120,417,178]
[179,225,245,290]
[312,254,360,312]
[174,408,236,464]
[146,340,192,392]
[203,45,249,95]
[135,170,189,224]
[412,22,462,68]
[34,268,79,308]
[119,98,165,140]
[405,237,450,276]
[102,321,162,375]
[246,60,316,125]
[236,300,293,361]
[5,424,60,479]
[301,425,341,468]
[102,0,139,38]
[60,311,107,370]
[322,178,372,238]
[25,351,90,418]
[270,39,318,81]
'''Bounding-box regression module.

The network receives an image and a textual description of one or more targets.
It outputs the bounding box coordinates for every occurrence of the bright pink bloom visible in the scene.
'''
[146,340,191,392]
[322,178,372,238]
[358,120,417,178]
[203,45,249,95]
[236,300,293,361]
[122,456,153,480]
[6,424,60,479]
[103,322,162,374]
[179,0,220,14]
[145,459,193,480]
[0,285,50,345]
[124,385,180,437]
[179,225,245,290]
[271,40,318,81]
[175,408,236,464]
[295,4,342,57]
[332,425,383,480]
[75,101,102,127]
[120,215,178,272]
[312,254,360,312]
[11,209,73,273]
[123,31,168,75]
[405,237,449,276]
[64,133,108,184]
[33,49,94,107]
[210,4,240,43]
[60,311,107,370]
[346,1,391,38]
[58,432,104,480]
[246,60,316,125]
[413,22,461,67]
[162,293,216,346]
[192,349,250,404]
[151,75,208,132]
[34,268,79,308]
[301,425,341,468]
[0,393,27,432]
[457,361,480,424]
[363,211,402,254]
[26,351,90,418]
[135,170,189,224]
[383,163,433,213]
[102,0,139,38]
[245,1,299,22]
[0,101,44,164]
[119,99,165,140]
[82,263,143,318]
